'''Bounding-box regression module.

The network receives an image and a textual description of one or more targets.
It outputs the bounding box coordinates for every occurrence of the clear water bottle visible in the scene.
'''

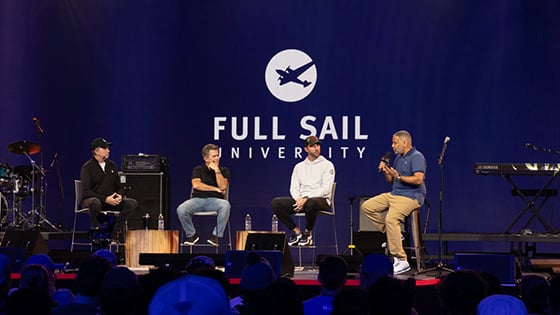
[245,213,252,231]
[157,211,165,230]
[271,214,278,232]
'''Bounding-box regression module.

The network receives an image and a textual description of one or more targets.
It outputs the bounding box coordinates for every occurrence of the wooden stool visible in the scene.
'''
[409,209,425,272]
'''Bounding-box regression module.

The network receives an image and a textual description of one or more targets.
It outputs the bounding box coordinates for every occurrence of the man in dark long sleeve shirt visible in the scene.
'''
[80,138,137,241]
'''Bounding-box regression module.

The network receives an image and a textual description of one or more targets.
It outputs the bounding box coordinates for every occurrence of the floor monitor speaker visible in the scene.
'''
[0,230,48,259]
[236,232,295,277]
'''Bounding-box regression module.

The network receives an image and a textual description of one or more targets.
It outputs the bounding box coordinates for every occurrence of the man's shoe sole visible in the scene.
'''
[287,235,302,246]
[394,265,411,275]
[207,239,219,246]
[183,236,200,246]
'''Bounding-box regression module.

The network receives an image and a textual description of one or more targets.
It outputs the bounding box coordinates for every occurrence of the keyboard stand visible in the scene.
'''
[502,172,559,234]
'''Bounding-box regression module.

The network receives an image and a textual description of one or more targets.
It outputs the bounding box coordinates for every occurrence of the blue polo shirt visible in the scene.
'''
[391,147,426,205]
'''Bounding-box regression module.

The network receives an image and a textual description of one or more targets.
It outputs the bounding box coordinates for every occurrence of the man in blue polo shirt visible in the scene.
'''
[361,130,426,275]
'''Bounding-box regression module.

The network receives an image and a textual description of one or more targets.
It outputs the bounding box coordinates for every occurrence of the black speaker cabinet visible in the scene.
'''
[237,232,295,277]
[358,195,406,233]
[353,231,386,255]
[358,195,378,231]
[0,230,48,259]
[120,172,170,230]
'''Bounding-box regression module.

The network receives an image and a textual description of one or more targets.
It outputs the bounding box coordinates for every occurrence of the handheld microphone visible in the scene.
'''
[50,152,58,168]
[378,151,391,172]
[32,117,44,134]
[438,136,451,165]
[525,143,537,150]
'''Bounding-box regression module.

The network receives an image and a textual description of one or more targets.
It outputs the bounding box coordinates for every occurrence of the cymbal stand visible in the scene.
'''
[0,183,32,230]
[22,152,57,231]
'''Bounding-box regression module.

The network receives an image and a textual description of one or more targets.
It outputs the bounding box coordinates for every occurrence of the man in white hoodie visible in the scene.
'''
[271,136,336,247]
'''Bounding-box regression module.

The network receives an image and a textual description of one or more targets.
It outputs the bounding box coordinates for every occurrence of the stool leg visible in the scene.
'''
[410,210,425,272]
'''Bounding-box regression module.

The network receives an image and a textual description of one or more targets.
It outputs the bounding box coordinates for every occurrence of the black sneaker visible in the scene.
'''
[183,233,199,245]
[288,233,302,246]
[298,233,313,246]
[207,235,219,246]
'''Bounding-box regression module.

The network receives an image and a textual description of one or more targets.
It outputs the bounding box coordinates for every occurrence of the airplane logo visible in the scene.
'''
[265,49,317,102]
[275,61,314,87]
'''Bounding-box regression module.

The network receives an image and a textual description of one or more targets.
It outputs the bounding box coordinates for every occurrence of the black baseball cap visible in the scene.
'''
[304,135,321,147]
[90,138,112,150]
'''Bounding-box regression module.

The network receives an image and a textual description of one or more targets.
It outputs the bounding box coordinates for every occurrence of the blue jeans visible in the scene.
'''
[176,197,231,238]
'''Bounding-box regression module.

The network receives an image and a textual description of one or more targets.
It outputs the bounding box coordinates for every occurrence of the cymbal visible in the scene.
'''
[7,141,41,155]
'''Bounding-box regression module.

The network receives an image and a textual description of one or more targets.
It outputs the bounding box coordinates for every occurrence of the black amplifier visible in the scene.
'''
[121,154,164,172]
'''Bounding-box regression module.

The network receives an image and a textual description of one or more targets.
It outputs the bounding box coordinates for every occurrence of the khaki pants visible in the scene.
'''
[361,193,420,260]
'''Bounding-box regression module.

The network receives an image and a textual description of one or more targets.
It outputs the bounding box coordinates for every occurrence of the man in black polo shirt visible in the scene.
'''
[176,143,230,246]
[80,138,138,241]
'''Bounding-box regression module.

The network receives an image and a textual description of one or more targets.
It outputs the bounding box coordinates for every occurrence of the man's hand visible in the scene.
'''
[105,193,122,206]
[208,161,220,173]
[292,197,308,212]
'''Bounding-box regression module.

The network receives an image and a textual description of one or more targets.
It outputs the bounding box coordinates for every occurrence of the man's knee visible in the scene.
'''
[218,200,231,213]
[85,197,102,210]
[270,198,281,210]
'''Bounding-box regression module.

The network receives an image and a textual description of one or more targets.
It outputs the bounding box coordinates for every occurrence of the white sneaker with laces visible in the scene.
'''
[393,259,411,275]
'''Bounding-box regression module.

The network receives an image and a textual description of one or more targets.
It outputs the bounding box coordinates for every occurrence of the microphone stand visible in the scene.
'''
[415,140,453,276]
[342,196,363,256]
[54,155,65,231]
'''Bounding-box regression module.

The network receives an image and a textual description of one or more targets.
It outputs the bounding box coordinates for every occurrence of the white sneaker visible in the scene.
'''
[393,259,411,275]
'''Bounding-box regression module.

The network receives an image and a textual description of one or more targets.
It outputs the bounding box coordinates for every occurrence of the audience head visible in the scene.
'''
[76,255,113,297]
[261,278,304,315]
[0,254,12,295]
[331,287,369,315]
[186,255,215,275]
[148,274,230,315]
[437,270,488,315]
[199,269,231,298]
[18,264,52,293]
[478,271,502,296]
[477,294,528,315]
[318,255,347,292]
[92,249,118,268]
[100,266,142,315]
[6,288,53,315]
[368,276,415,315]
[518,274,549,314]
[24,254,61,274]
[359,254,393,290]
[239,252,276,292]
[549,275,560,315]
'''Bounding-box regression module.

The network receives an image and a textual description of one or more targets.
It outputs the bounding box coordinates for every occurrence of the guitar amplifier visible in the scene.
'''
[121,154,165,173]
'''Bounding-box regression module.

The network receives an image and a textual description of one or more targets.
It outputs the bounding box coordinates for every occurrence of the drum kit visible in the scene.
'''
[0,140,58,231]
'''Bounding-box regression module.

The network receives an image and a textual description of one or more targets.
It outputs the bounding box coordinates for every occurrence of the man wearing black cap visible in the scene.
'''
[80,138,138,241]
[271,136,335,246]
